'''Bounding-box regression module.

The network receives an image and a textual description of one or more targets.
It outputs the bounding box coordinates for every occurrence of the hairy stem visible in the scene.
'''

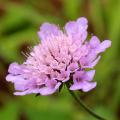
[66,83,106,120]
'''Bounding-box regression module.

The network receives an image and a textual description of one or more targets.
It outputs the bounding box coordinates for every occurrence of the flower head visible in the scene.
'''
[6,17,111,96]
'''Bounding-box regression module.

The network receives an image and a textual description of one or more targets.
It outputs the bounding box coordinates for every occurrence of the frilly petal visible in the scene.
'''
[57,70,70,82]
[67,62,79,73]
[89,36,100,48]
[65,17,88,43]
[39,80,61,95]
[70,81,96,92]
[96,40,111,53]
[65,21,77,35]
[80,56,101,68]
[38,23,62,41]
[14,89,39,96]
[70,70,96,92]
[6,74,28,91]
[85,70,96,81]
[81,81,97,92]
[88,56,101,68]
[8,62,22,75]
[6,74,24,82]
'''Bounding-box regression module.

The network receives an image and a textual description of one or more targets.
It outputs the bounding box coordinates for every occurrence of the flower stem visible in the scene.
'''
[66,83,106,120]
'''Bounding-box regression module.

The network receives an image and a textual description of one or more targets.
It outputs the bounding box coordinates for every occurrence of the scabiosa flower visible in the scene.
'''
[6,17,111,96]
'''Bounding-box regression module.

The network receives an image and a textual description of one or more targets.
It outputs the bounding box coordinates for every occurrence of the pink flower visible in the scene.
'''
[6,17,111,96]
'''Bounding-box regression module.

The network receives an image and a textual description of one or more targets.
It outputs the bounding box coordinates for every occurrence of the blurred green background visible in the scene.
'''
[0,0,120,120]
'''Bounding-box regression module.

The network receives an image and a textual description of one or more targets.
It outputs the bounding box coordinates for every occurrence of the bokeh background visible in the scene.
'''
[0,0,120,120]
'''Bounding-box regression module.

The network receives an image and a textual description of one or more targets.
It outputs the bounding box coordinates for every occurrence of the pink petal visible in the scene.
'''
[85,70,96,81]
[6,74,24,82]
[65,17,88,43]
[89,36,100,48]
[67,62,79,73]
[38,23,61,41]
[57,70,70,82]
[96,40,111,53]
[81,56,101,68]
[65,21,77,35]
[70,81,96,92]
[76,17,88,29]
[70,83,83,90]
[88,56,101,68]
[81,81,97,92]
[14,89,39,96]
[14,81,27,91]
[39,81,61,95]
[8,62,22,75]
[73,71,85,83]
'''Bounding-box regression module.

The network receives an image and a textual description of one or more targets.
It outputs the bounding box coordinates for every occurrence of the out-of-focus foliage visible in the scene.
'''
[0,0,120,120]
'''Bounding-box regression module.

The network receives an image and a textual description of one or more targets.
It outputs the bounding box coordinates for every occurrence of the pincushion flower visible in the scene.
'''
[6,17,111,96]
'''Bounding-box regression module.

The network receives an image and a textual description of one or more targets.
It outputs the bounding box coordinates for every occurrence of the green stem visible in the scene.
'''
[66,83,106,120]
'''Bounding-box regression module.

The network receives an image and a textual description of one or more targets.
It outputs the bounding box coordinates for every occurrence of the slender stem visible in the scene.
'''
[66,83,106,120]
